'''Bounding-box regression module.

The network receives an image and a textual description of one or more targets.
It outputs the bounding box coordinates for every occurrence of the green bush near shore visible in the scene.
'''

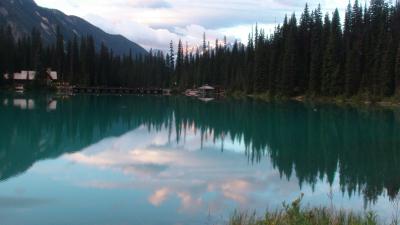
[228,195,397,225]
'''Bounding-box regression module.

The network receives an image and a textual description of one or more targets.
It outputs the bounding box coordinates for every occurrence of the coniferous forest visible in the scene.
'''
[0,27,170,88]
[0,0,400,99]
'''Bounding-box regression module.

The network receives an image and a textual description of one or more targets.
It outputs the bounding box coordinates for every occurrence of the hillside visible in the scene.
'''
[0,0,147,56]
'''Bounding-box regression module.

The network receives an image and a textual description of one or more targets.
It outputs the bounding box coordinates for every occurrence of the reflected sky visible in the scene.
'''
[0,94,399,225]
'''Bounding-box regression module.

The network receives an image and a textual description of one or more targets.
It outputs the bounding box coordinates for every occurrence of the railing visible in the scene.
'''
[71,87,170,95]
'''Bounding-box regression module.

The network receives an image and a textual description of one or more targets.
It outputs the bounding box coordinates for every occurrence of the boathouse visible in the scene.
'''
[198,85,215,96]
[3,69,58,82]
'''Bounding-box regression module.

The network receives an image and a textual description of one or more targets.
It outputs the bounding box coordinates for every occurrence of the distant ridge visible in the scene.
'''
[0,0,147,56]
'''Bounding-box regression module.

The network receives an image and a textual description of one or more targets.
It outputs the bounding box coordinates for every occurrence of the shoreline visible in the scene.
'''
[243,92,400,108]
[3,87,400,108]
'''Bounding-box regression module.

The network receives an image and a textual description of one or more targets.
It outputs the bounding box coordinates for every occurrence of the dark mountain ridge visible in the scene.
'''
[0,0,147,55]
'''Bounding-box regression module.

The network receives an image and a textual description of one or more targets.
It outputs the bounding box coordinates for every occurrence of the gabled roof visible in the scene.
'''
[198,85,215,90]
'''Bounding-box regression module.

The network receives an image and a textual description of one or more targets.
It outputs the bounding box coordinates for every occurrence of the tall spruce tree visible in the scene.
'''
[344,2,354,96]
[309,5,323,95]
[380,35,396,96]
[169,40,174,70]
[55,26,65,81]
[281,14,297,95]
[322,9,342,96]
[176,39,184,86]
[395,44,400,95]
[254,29,268,93]
[298,4,312,93]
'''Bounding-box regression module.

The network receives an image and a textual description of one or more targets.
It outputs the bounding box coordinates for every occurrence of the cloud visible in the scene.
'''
[127,0,172,9]
[149,188,170,206]
[62,126,315,214]
[34,0,349,51]
[220,180,252,204]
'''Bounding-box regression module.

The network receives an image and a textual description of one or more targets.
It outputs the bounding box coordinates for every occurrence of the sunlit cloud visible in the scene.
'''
[62,126,330,214]
[220,180,252,204]
[177,192,203,212]
[149,188,170,206]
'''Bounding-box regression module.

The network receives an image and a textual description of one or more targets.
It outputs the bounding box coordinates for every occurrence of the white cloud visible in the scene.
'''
[33,0,349,51]
[60,124,392,217]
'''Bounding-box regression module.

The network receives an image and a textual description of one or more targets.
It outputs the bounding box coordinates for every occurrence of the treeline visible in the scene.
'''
[0,27,170,87]
[171,0,400,98]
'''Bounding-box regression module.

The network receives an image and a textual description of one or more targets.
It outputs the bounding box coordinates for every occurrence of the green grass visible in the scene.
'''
[228,195,396,225]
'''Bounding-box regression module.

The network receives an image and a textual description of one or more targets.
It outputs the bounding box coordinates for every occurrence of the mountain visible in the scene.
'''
[0,0,147,56]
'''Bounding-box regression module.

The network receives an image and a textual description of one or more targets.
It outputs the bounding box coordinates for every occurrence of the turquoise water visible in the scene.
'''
[0,94,399,225]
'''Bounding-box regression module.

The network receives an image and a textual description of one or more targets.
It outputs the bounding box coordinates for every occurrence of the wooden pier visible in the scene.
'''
[71,87,170,95]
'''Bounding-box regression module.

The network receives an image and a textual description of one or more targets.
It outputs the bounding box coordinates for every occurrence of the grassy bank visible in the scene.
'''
[228,196,398,225]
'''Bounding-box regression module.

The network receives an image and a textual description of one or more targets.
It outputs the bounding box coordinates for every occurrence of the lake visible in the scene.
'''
[0,94,399,225]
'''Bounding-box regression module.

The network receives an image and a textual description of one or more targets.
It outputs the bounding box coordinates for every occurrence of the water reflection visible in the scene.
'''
[0,94,399,223]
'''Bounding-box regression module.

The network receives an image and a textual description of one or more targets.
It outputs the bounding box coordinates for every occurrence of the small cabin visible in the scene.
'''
[3,70,58,82]
[12,71,36,80]
[47,69,58,81]
[198,85,216,96]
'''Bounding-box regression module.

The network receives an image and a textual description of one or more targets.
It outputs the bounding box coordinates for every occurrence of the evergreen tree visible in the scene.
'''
[203,32,207,53]
[254,30,268,93]
[176,39,184,86]
[298,4,312,93]
[55,26,65,81]
[381,35,396,96]
[169,40,174,70]
[309,5,323,95]
[395,44,400,95]
[280,14,297,95]
[71,36,80,83]
[322,9,342,96]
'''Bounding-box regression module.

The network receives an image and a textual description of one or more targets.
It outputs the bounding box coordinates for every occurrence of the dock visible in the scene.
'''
[71,87,170,95]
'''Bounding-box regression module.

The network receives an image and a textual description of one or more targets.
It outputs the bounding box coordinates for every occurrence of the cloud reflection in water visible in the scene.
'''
[61,124,386,218]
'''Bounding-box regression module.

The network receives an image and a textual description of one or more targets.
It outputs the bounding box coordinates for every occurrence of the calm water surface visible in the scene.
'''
[0,94,399,225]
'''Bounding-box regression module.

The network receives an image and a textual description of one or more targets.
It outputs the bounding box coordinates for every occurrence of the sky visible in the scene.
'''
[34,0,349,51]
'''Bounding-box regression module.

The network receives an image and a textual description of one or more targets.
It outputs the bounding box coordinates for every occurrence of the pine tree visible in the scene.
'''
[298,4,312,93]
[169,40,174,70]
[55,26,65,81]
[395,45,400,95]
[99,43,110,85]
[254,29,268,93]
[368,0,388,96]
[322,9,342,96]
[381,35,396,96]
[281,13,297,96]
[344,2,354,96]
[321,13,331,95]
[309,5,323,95]
[86,36,96,86]
[71,35,80,84]
[203,32,207,53]
[176,39,184,86]
[31,28,43,77]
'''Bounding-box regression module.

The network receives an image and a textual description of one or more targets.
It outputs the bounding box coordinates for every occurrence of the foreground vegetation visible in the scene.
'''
[228,196,399,225]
